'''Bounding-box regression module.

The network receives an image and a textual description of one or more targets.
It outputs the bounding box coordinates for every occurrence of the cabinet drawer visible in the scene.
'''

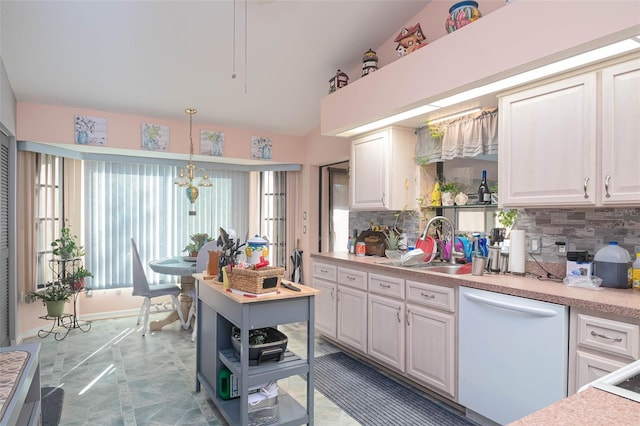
[406,280,455,312]
[368,273,405,299]
[577,313,640,359]
[313,262,337,281]
[338,267,367,290]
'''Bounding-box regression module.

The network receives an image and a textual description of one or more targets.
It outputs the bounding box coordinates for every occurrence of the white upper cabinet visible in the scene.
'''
[498,73,597,207]
[499,56,640,208]
[600,59,640,205]
[350,126,417,211]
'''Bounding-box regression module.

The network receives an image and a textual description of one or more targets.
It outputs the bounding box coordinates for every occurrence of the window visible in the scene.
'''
[83,161,249,289]
[260,171,286,268]
[35,154,64,288]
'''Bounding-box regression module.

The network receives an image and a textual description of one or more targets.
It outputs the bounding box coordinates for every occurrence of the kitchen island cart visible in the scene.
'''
[194,274,320,425]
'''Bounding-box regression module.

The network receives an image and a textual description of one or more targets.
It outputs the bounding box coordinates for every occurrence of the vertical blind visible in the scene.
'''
[261,171,287,268]
[0,133,9,347]
[83,161,249,289]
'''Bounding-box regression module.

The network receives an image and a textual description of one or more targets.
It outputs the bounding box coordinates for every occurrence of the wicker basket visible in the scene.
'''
[228,266,285,294]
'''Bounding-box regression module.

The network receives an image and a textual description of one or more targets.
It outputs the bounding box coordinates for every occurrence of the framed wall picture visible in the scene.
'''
[251,136,272,160]
[141,123,169,151]
[200,130,224,156]
[75,115,107,146]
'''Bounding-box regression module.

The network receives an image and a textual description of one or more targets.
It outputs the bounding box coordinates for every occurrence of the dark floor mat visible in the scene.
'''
[41,386,64,426]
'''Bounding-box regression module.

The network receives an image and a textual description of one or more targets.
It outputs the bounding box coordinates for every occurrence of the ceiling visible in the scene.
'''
[1,0,429,137]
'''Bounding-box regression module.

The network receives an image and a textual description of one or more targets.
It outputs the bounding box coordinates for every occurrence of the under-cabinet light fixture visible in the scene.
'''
[337,35,640,138]
[339,103,440,137]
[427,108,482,125]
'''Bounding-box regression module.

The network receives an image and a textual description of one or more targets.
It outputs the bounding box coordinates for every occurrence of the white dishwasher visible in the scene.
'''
[458,286,568,425]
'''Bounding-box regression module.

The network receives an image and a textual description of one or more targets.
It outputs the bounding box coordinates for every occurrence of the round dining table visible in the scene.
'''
[148,256,198,332]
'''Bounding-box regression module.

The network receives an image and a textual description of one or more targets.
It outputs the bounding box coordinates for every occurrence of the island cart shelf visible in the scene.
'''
[194,274,320,426]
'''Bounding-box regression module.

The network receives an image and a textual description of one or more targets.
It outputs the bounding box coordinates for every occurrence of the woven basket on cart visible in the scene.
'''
[228,266,285,294]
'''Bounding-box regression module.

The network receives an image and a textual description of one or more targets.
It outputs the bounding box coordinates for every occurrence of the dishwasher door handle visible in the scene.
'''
[464,292,558,317]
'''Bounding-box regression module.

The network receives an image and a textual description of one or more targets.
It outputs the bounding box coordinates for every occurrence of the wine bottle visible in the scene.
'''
[478,170,491,205]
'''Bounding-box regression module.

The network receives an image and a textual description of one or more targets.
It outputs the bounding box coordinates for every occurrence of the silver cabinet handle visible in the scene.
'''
[397,307,401,323]
[379,283,391,289]
[330,288,334,300]
[604,175,611,198]
[346,275,356,281]
[591,330,622,342]
[420,292,435,299]
[583,177,590,199]
[406,309,410,326]
[320,268,328,273]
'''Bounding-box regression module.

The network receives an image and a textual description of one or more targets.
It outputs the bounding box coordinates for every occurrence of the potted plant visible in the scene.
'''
[51,221,85,259]
[439,181,459,206]
[67,266,93,291]
[183,233,214,257]
[495,209,518,237]
[384,228,403,264]
[28,285,74,318]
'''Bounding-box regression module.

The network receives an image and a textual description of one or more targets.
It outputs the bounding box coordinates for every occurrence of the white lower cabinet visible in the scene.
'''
[337,285,368,353]
[569,309,640,394]
[368,293,405,371]
[406,280,456,399]
[313,278,337,338]
[406,304,456,398]
[312,259,457,401]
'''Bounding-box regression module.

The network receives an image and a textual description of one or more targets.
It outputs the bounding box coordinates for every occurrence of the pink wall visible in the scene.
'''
[17,102,306,163]
[322,0,640,135]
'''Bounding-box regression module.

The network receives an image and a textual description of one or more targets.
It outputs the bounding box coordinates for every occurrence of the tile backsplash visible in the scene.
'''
[350,207,640,264]
[517,208,640,263]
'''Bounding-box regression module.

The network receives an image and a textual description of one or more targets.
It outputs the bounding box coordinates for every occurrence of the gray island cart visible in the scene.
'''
[194,273,320,425]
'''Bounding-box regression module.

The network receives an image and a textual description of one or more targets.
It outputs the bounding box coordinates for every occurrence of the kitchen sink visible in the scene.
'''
[374,261,471,274]
[422,264,470,275]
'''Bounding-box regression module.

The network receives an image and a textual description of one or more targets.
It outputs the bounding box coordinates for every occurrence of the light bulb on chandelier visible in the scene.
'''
[174,108,213,215]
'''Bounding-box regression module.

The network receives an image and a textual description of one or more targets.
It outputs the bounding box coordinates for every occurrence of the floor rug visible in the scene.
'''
[312,352,473,426]
[41,387,64,426]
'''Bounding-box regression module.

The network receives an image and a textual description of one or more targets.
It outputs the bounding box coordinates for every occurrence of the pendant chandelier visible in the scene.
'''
[174,108,212,214]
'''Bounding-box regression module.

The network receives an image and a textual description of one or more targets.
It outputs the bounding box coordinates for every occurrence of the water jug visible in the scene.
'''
[594,242,631,288]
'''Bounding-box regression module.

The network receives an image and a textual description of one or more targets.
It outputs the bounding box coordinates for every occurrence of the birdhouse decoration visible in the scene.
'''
[394,23,426,57]
[328,69,349,94]
[361,49,379,77]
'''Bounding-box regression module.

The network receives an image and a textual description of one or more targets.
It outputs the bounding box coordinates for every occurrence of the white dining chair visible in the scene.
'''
[131,238,185,336]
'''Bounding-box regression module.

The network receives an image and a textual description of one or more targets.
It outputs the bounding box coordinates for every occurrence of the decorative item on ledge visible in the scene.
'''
[394,23,426,56]
[329,69,349,94]
[446,1,482,34]
[362,49,378,77]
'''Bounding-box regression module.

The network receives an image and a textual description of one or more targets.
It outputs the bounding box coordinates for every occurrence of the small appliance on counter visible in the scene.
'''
[566,250,593,278]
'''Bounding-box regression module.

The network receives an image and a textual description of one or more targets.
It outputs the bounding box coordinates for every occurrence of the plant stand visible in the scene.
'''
[36,259,92,341]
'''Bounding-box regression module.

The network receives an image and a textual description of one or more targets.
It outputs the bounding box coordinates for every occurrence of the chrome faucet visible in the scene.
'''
[422,216,465,264]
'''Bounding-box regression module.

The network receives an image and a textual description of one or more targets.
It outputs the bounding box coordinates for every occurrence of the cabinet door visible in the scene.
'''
[313,278,337,339]
[350,130,387,210]
[337,286,367,353]
[368,294,405,372]
[575,350,627,392]
[498,73,597,207]
[601,58,640,205]
[406,304,456,398]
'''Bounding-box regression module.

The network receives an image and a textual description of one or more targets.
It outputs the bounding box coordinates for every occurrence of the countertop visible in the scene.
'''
[311,252,640,319]
[510,387,640,425]
[312,252,640,423]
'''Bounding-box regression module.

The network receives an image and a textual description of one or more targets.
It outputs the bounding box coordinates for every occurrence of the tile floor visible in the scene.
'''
[23,313,359,425]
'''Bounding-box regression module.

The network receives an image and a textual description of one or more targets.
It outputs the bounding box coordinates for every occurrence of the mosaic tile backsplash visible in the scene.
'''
[350,207,640,264]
